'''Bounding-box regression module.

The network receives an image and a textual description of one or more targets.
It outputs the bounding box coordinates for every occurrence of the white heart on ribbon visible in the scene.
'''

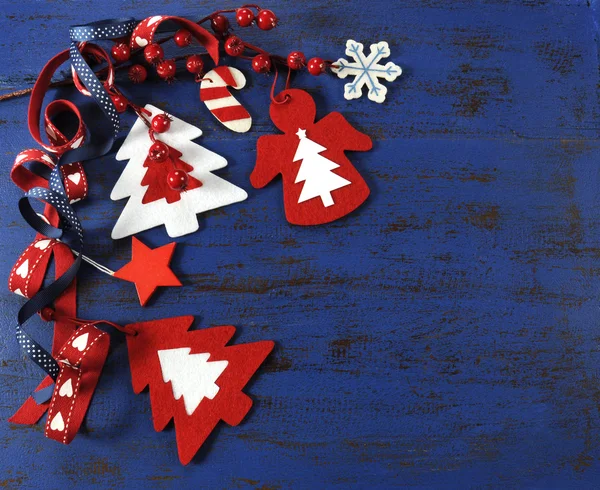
[50,412,65,431]
[71,136,84,149]
[46,125,57,139]
[147,16,162,26]
[41,154,54,165]
[16,260,29,279]
[59,378,73,398]
[14,288,24,297]
[15,153,28,165]
[35,239,51,250]
[69,198,82,205]
[67,173,81,185]
[135,36,148,47]
[72,332,89,352]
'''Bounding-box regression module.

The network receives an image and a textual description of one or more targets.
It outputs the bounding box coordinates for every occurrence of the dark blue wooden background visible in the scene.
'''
[1,0,600,487]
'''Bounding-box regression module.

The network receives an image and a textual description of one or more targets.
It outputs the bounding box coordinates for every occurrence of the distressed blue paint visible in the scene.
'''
[0,0,600,488]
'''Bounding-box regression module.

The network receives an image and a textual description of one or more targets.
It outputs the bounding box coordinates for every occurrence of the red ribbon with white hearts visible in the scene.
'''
[44,324,109,444]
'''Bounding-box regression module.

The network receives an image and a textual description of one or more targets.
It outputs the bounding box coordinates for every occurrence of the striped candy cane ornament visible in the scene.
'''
[200,66,252,133]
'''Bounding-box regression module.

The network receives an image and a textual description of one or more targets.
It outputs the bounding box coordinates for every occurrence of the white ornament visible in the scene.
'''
[331,39,402,103]
[293,128,351,207]
[111,104,248,239]
[158,347,228,416]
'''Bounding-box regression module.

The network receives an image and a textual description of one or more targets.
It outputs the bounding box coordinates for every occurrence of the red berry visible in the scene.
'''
[211,14,230,33]
[148,141,169,163]
[252,54,271,74]
[156,59,177,81]
[224,36,245,57]
[186,55,204,74]
[144,43,164,64]
[174,29,192,47]
[236,7,255,27]
[152,114,171,133]
[167,169,189,190]
[256,9,277,30]
[307,57,325,76]
[111,94,128,113]
[111,42,131,62]
[287,51,306,70]
[128,64,147,84]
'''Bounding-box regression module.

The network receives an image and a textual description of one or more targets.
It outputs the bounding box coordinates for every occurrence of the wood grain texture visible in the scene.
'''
[1,0,600,487]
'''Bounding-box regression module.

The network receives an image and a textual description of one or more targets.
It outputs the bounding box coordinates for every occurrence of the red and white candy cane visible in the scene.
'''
[200,66,252,133]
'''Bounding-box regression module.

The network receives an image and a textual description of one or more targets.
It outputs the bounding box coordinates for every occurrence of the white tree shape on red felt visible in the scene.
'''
[111,104,248,239]
[158,347,228,416]
[293,128,351,207]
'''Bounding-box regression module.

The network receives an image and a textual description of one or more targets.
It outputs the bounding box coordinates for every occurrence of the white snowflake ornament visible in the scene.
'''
[331,40,402,103]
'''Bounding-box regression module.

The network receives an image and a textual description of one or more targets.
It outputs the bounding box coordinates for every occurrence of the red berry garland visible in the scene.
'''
[256,9,277,30]
[157,59,177,81]
[111,42,131,62]
[174,29,192,47]
[211,14,230,34]
[128,64,147,84]
[287,51,306,70]
[167,169,189,191]
[144,43,164,64]
[186,55,204,74]
[152,114,171,133]
[307,57,325,76]
[252,54,271,73]
[224,36,245,57]
[236,7,255,27]
[148,141,170,163]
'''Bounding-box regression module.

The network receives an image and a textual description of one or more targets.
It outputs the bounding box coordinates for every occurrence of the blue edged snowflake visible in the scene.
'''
[331,40,402,103]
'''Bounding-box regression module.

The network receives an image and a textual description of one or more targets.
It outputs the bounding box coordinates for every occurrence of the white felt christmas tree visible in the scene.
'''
[111,104,248,239]
[158,347,228,416]
[293,128,351,207]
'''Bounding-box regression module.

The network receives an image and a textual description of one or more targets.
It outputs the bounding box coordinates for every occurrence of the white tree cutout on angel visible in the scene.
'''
[332,40,402,103]
[294,129,351,207]
[111,105,247,239]
[158,348,228,416]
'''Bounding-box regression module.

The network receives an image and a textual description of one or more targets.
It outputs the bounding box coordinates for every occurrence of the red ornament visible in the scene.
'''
[307,57,325,76]
[224,36,245,57]
[125,315,274,465]
[256,9,277,30]
[144,43,164,64]
[152,114,171,133]
[186,54,204,75]
[113,238,182,306]
[148,141,170,163]
[211,14,230,34]
[111,42,131,62]
[111,93,128,113]
[287,51,306,70]
[174,28,192,47]
[167,169,189,191]
[236,7,255,27]
[157,59,177,81]
[252,54,271,74]
[128,64,147,84]
[251,89,372,225]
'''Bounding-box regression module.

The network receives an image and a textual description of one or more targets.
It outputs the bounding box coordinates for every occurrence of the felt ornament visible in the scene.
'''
[125,315,274,465]
[250,89,372,225]
[200,66,252,133]
[111,104,248,238]
[331,40,402,103]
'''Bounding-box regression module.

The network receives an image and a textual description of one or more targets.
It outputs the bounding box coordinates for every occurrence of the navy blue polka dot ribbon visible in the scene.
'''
[14,19,135,402]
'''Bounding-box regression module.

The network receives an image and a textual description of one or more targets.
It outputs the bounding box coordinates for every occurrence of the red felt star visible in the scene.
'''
[114,237,182,306]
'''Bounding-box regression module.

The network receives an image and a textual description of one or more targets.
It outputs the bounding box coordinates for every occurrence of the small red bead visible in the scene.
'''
[287,51,306,70]
[156,59,177,81]
[152,114,171,133]
[111,94,128,113]
[252,54,272,74]
[111,42,131,62]
[236,7,255,27]
[144,43,164,64]
[256,9,277,30]
[39,307,55,322]
[224,36,245,57]
[167,169,189,190]
[211,14,230,33]
[148,141,170,163]
[174,29,192,47]
[128,64,147,84]
[307,57,325,76]
[186,55,204,74]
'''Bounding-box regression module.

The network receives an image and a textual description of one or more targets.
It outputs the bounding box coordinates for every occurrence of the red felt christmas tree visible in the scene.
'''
[125,316,274,465]
[141,145,202,205]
